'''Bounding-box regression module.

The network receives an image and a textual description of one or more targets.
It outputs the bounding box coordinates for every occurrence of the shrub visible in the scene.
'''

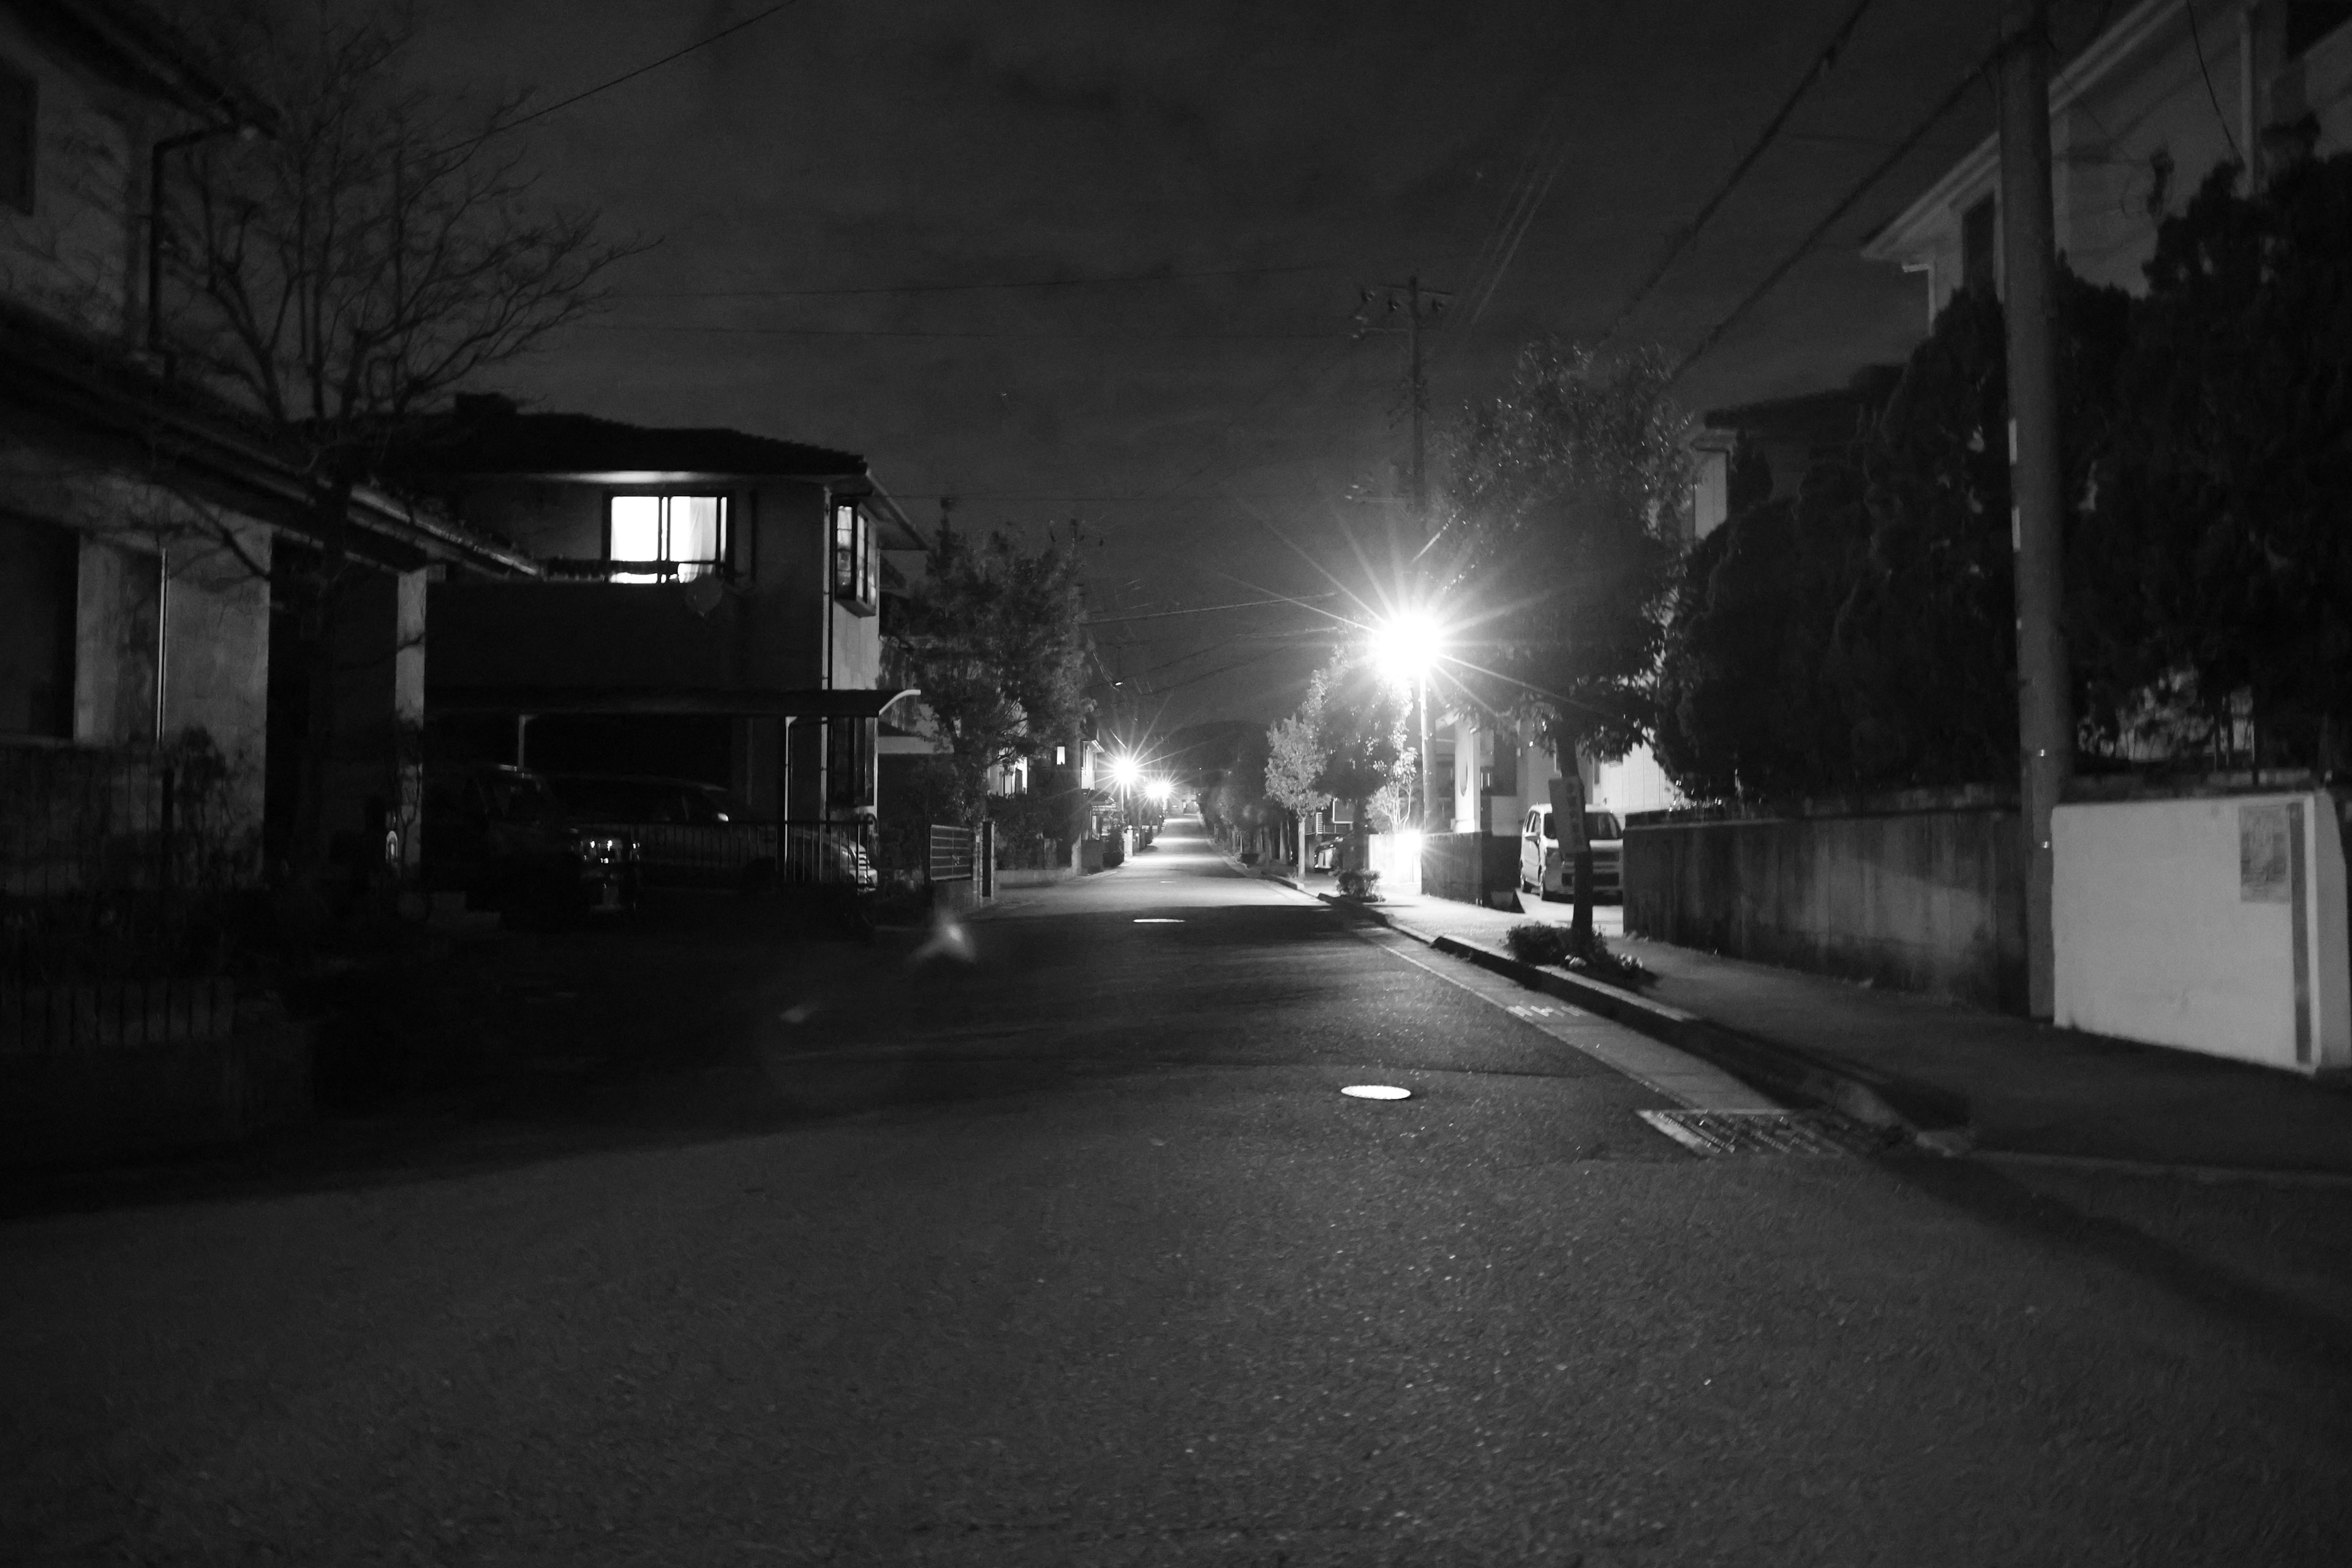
[1504,921,1653,989]
[1336,867,1382,900]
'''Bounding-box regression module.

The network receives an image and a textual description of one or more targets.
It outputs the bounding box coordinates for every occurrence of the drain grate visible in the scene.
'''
[1638,1108,1876,1158]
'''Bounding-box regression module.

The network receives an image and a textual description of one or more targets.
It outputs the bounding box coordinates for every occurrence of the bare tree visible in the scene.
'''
[153,0,635,884]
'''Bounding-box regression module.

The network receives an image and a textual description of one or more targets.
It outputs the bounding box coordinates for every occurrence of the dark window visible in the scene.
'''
[0,516,77,737]
[831,501,872,605]
[0,59,32,215]
[2288,2,2352,58]
[1961,195,1997,295]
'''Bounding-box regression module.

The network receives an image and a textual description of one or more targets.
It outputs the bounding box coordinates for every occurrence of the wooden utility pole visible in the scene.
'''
[1999,1,2073,1019]
[1357,276,1452,835]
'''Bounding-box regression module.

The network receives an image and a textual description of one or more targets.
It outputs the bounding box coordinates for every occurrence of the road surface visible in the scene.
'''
[4,814,2348,1564]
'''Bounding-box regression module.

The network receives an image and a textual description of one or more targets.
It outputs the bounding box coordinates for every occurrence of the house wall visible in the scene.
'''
[0,7,146,341]
[1624,804,2028,1012]
[0,451,272,870]
[436,476,843,697]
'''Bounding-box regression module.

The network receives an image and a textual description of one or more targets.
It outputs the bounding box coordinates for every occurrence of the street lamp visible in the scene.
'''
[1109,754,1142,791]
[1372,611,1444,831]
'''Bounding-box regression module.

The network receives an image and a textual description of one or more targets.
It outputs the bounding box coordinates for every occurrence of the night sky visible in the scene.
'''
[423,1,2097,739]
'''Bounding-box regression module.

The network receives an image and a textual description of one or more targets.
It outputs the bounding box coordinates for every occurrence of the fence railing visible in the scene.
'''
[928,824,975,883]
[780,820,873,889]
[1,740,252,986]
[0,975,238,1056]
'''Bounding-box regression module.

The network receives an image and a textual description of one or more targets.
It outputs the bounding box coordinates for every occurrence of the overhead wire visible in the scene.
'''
[1668,42,1999,383]
[612,262,1343,300]
[497,4,798,136]
[1600,0,1880,344]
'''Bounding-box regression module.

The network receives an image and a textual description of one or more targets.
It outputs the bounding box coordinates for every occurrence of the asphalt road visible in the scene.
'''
[5,815,2350,1566]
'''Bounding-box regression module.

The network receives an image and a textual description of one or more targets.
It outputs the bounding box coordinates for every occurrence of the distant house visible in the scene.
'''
[1863,0,2352,316]
[1,0,530,924]
[401,398,926,842]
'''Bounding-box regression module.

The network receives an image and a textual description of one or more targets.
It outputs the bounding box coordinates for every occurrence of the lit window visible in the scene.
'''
[831,501,873,605]
[607,495,729,582]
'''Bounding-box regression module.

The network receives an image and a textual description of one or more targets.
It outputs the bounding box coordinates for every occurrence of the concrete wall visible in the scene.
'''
[1626,805,2026,1011]
[1420,830,1518,908]
[2053,792,2351,1074]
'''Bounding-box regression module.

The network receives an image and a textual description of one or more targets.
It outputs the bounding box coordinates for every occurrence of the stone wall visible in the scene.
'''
[1625,802,2026,1012]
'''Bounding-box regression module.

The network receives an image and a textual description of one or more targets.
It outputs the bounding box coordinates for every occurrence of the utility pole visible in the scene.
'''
[1354,276,1451,538]
[1999,0,2072,1019]
[1356,275,1451,834]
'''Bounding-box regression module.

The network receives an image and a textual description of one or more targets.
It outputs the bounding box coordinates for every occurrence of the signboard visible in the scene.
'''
[1548,772,1586,853]
[2239,802,2293,904]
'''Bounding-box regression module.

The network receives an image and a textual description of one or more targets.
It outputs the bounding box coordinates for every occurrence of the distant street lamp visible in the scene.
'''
[1372,611,1444,831]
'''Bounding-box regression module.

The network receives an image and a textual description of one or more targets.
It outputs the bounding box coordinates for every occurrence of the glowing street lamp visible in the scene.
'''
[1373,610,1442,686]
[1109,753,1142,791]
[1147,778,1172,803]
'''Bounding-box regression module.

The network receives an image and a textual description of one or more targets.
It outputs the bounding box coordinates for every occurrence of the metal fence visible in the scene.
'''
[928,824,975,883]
[1,741,251,1050]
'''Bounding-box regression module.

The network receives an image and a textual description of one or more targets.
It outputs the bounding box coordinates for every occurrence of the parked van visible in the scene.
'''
[1520,807,1623,902]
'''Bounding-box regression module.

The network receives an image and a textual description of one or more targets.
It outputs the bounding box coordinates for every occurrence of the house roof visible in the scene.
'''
[0,296,538,576]
[4,0,277,129]
[415,399,869,481]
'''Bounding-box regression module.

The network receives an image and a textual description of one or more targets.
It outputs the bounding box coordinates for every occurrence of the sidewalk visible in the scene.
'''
[1277,873,2352,1179]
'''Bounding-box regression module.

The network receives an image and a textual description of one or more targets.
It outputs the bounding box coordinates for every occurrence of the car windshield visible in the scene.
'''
[554,777,682,822]
[1585,810,1622,840]
[484,773,563,823]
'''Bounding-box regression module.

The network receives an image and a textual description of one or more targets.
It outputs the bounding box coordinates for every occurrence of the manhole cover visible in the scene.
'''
[1638,1109,1873,1158]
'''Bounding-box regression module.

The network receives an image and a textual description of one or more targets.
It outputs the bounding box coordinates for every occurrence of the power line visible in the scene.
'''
[1085,594,1337,625]
[1670,42,1996,383]
[500,4,797,135]
[611,262,1343,300]
[1603,0,1880,342]
[579,323,1343,341]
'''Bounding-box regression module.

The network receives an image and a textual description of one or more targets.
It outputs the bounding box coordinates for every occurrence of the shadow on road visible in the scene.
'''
[1,892,1355,1221]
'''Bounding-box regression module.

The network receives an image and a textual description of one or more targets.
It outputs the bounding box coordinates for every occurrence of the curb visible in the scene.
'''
[1321,893,1972,1138]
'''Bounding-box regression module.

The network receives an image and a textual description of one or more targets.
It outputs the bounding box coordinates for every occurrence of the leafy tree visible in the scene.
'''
[2088,141,2352,771]
[1651,274,2129,802]
[1653,440,1871,801]
[156,0,631,881]
[1263,671,1331,876]
[1440,339,1687,927]
[1311,657,1411,870]
[893,523,1093,825]
[1439,340,1692,763]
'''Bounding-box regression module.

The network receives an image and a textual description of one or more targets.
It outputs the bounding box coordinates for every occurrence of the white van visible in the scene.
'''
[1520,807,1624,902]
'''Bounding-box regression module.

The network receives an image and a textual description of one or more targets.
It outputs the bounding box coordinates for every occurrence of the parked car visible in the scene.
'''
[547,774,875,894]
[422,764,639,919]
[1520,807,1623,903]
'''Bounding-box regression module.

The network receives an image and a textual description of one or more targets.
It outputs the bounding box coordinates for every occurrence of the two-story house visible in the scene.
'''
[1,0,533,923]
[402,398,925,841]
[1864,0,2352,317]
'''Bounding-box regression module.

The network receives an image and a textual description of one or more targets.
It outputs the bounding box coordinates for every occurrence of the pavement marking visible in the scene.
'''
[1133,918,1185,923]
[1341,1085,1412,1101]
[1347,924,1782,1114]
